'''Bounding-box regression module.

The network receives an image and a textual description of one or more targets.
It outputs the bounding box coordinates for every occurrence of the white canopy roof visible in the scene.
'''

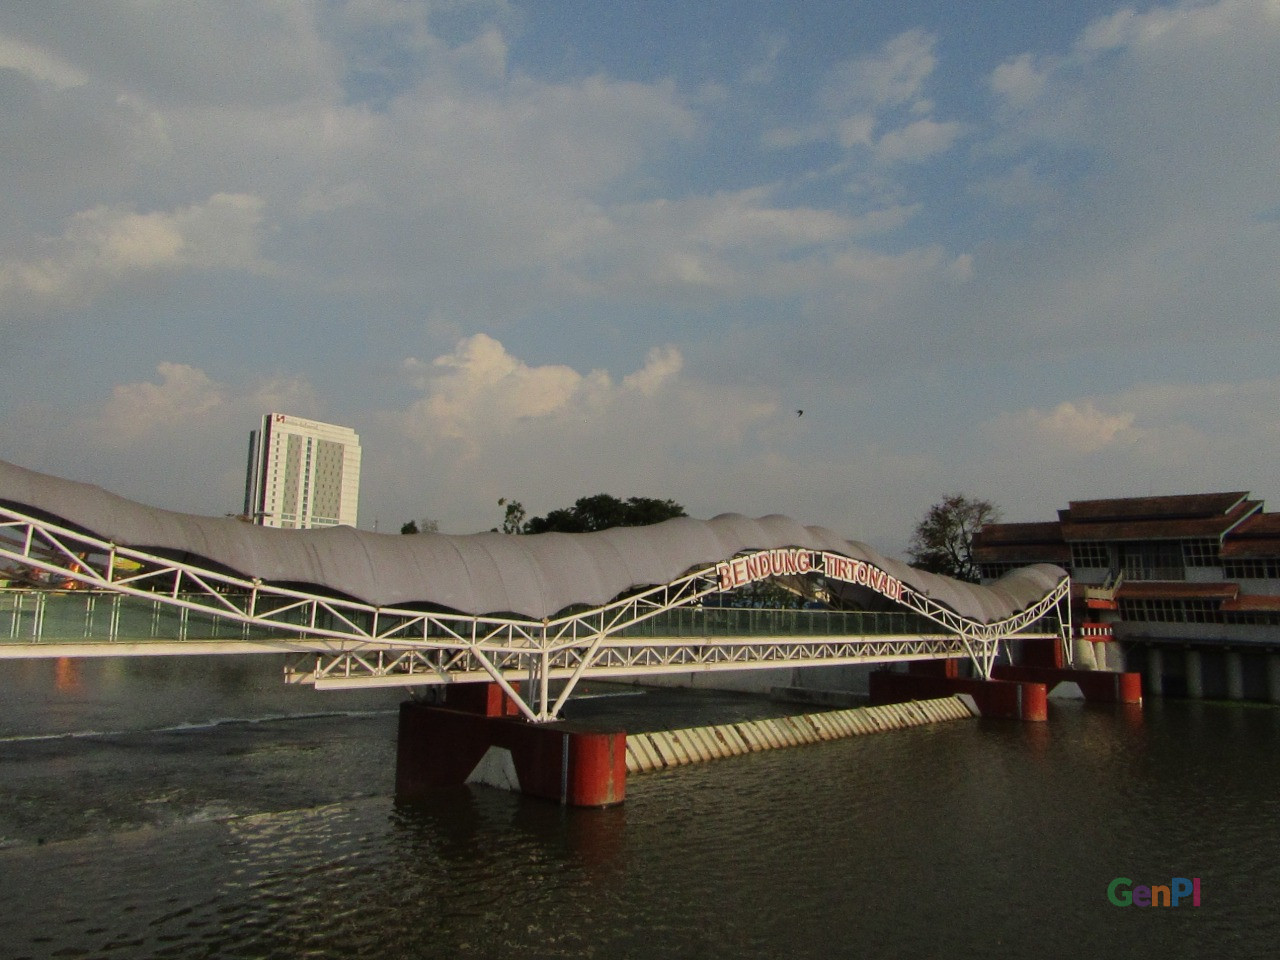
[0,458,1064,623]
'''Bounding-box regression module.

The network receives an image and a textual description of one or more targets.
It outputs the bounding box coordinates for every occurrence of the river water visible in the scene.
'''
[2,655,1278,959]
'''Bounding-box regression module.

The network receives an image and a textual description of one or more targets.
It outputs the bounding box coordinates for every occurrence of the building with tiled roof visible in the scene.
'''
[973,492,1280,702]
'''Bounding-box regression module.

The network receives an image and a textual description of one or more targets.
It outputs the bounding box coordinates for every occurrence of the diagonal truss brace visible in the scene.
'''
[0,507,1069,721]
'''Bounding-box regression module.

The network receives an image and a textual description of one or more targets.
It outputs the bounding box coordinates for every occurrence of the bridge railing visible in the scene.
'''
[2,588,274,645]
[1,587,508,646]
[1,587,1060,647]
[613,605,945,638]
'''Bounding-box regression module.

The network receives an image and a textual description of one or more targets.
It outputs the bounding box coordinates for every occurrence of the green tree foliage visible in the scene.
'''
[907,494,1000,583]
[400,518,439,535]
[522,494,686,534]
[497,498,527,535]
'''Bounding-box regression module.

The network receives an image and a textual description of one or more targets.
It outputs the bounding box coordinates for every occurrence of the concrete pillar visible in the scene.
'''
[1185,649,1203,700]
[1267,653,1280,705]
[1146,647,1164,698]
[395,685,627,807]
[869,670,1047,721]
[1072,638,1098,670]
[1225,651,1245,701]
[991,665,1142,705]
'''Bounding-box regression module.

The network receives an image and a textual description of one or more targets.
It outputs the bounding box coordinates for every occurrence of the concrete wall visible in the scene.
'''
[1125,642,1280,704]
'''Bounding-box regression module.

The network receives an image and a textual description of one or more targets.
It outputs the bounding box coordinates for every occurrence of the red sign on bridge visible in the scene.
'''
[715,548,905,604]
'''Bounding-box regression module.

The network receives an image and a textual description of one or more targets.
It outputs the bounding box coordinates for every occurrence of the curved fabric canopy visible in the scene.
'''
[0,458,1064,623]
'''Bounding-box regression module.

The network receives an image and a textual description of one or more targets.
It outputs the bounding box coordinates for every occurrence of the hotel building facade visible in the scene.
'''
[243,414,361,529]
[974,492,1280,702]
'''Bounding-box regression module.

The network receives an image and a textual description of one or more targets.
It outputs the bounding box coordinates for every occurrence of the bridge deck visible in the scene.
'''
[2,587,1039,653]
[1,530,1069,720]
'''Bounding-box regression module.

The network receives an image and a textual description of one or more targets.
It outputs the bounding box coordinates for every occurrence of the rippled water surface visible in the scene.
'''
[3,657,1279,959]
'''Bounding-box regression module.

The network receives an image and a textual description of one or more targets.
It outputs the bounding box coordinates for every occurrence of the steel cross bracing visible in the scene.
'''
[0,506,1070,721]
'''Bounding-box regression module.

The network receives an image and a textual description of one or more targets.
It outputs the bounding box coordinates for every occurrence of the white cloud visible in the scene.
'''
[622,345,683,397]
[90,363,227,444]
[1074,3,1229,55]
[970,0,1280,356]
[987,400,1137,456]
[820,29,938,113]
[835,114,877,150]
[969,160,1061,213]
[0,194,269,309]
[0,362,327,516]
[0,359,318,519]
[973,377,1280,517]
[83,362,321,448]
[2,1,1279,551]
[996,0,1280,171]
[410,333,608,443]
[350,334,802,531]
[245,375,323,420]
[872,118,963,163]
[542,188,920,303]
[760,120,831,150]
[1,3,338,107]
[742,31,788,86]
[0,33,88,88]
[400,334,692,454]
[800,29,963,169]
[989,53,1048,111]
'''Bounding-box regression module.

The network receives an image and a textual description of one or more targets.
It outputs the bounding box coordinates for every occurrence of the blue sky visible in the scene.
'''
[1,0,1277,554]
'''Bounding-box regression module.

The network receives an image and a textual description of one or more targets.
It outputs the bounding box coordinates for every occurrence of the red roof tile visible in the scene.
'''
[1061,500,1260,542]
[973,522,1069,563]
[975,544,1072,564]
[973,522,1064,545]
[1222,513,1280,559]
[1065,492,1249,522]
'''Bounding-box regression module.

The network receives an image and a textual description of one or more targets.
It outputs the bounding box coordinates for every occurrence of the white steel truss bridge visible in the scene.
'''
[1,504,1071,722]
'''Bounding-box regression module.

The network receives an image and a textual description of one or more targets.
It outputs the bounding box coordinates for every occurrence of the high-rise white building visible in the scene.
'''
[243,414,361,529]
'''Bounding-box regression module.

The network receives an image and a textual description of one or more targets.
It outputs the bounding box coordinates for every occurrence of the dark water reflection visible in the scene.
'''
[2,658,1280,958]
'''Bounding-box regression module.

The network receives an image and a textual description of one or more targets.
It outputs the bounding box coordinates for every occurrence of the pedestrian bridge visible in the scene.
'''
[0,458,1070,722]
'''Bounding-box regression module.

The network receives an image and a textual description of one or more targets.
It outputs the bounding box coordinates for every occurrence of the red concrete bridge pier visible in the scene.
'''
[395,683,628,808]
[991,637,1142,705]
[869,641,1141,722]
[870,662,1050,721]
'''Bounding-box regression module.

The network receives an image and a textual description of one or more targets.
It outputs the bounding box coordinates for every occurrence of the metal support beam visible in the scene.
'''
[1,505,1070,721]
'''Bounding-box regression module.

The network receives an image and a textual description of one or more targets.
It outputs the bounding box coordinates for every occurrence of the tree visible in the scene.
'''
[497,498,526,535]
[907,494,1000,583]
[521,494,686,534]
[401,518,440,535]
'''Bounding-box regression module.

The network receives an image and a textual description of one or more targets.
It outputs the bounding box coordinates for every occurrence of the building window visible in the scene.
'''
[1223,558,1280,579]
[1070,543,1111,569]
[979,563,1020,579]
[1119,598,1221,623]
[1119,542,1183,581]
[1182,539,1222,567]
[1225,610,1280,626]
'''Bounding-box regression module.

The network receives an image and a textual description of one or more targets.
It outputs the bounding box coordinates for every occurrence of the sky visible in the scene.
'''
[1,0,1277,556]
